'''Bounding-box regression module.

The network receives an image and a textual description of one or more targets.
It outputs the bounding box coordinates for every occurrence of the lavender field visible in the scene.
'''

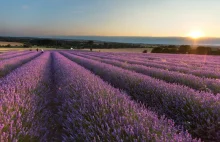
[0,50,219,142]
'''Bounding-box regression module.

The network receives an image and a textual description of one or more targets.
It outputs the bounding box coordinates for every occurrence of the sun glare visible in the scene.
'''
[188,31,204,39]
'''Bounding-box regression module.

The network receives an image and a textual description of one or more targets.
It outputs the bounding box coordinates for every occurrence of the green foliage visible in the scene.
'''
[151,47,163,53]
[6,44,11,47]
[23,43,32,48]
[196,46,212,55]
[178,45,191,54]
[151,46,178,53]
[142,50,148,53]
[87,40,94,45]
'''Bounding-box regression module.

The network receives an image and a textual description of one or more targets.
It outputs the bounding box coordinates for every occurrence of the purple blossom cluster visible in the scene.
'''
[62,51,220,141]
[0,52,41,78]
[75,52,220,94]
[52,52,198,141]
[0,52,51,141]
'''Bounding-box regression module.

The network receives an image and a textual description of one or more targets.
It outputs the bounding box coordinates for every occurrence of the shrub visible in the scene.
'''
[142,50,148,53]
[151,47,163,53]
[6,44,11,47]
[178,45,191,54]
[196,46,211,55]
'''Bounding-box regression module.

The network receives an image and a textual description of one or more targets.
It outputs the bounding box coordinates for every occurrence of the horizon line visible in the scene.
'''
[1,35,220,39]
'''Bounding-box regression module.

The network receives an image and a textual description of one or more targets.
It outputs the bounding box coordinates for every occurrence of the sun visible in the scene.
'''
[188,31,204,39]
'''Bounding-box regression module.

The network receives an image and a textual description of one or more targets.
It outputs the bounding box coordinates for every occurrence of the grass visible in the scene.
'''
[0,47,57,53]
[0,47,152,53]
[81,48,153,53]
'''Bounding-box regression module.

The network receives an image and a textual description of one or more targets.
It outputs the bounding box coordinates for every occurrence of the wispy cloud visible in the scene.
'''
[22,5,29,9]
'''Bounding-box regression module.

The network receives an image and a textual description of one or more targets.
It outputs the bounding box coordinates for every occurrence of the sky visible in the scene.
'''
[0,0,220,37]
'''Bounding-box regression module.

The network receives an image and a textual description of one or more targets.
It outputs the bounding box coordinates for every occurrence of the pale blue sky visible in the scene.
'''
[0,0,220,37]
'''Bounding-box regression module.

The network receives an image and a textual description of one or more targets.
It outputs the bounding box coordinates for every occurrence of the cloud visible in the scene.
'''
[22,5,29,9]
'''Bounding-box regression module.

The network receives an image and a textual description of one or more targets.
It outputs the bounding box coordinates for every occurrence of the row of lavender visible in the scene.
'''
[80,51,220,79]
[124,53,220,66]
[0,51,20,57]
[140,53,220,65]
[0,51,198,141]
[130,56,220,72]
[81,52,220,70]
[0,52,41,78]
[82,51,220,75]
[62,51,220,141]
[107,52,220,77]
[74,52,220,94]
[0,51,32,60]
[0,52,52,141]
[94,52,220,68]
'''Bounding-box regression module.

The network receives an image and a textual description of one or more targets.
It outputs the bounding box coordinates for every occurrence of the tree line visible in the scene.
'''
[1,36,220,55]
[151,45,220,55]
[0,37,144,49]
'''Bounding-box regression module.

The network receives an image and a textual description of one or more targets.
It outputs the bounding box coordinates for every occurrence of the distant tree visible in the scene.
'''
[23,43,32,48]
[87,40,94,51]
[217,49,220,55]
[162,48,169,53]
[168,48,178,53]
[178,45,191,54]
[142,50,148,53]
[151,47,163,53]
[167,45,177,48]
[87,40,94,45]
[196,46,211,55]
[104,42,109,48]
[6,44,11,47]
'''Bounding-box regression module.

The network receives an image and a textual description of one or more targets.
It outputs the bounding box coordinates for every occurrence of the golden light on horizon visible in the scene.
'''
[188,31,204,39]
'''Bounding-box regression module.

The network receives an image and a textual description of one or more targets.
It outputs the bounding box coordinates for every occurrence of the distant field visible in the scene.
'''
[0,41,24,46]
[0,47,57,53]
[82,48,153,53]
[0,47,153,53]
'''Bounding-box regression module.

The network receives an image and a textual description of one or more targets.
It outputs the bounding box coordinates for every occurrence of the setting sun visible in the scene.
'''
[188,31,204,39]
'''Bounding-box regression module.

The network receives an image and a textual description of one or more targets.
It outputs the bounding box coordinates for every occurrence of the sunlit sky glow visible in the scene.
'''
[0,0,220,37]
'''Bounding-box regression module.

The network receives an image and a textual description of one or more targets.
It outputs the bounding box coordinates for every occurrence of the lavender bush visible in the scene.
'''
[0,52,51,141]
